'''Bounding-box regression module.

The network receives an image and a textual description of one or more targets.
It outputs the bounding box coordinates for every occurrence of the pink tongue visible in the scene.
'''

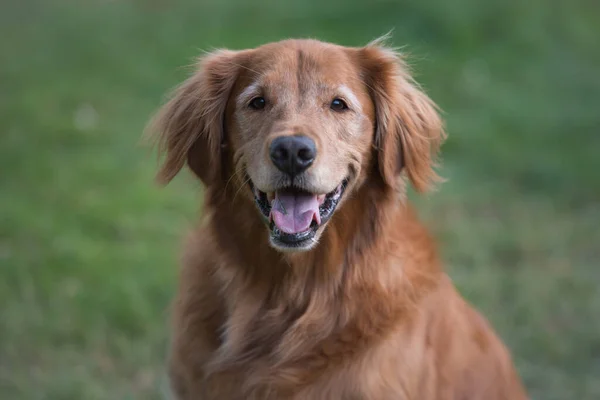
[271,191,320,234]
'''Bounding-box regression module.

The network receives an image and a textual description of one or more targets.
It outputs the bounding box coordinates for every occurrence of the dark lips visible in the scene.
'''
[270,221,319,246]
[250,179,349,248]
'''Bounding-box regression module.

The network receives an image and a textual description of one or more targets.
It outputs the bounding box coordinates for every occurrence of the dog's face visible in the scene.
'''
[228,42,375,251]
[152,38,445,252]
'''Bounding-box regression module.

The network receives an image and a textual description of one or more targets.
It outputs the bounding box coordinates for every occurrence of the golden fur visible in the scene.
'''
[150,38,528,399]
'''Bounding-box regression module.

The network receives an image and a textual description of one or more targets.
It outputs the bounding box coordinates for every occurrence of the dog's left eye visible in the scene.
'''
[330,98,348,111]
[249,97,266,110]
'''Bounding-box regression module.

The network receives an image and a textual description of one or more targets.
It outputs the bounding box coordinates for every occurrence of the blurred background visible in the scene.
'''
[1,0,599,398]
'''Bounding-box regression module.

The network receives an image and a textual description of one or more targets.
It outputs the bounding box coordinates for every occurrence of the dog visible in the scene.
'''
[150,37,528,399]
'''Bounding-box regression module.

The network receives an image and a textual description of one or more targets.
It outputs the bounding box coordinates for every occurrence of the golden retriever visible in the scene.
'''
[150,37,528,399]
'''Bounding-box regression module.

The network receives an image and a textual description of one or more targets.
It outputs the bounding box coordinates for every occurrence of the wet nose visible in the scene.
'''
[269,135,316,176]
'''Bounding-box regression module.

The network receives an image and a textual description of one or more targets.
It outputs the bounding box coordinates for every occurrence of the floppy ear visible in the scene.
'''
[356,41,446,192]
[149,49,243,186]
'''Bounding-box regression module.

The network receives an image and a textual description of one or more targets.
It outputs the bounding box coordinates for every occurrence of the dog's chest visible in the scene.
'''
[201,323,412,400]
[201,362,413,400]
[197,278,416,399]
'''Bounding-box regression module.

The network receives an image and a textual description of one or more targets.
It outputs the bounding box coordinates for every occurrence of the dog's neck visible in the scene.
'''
[202,178,442,385]
[206,177,441,310]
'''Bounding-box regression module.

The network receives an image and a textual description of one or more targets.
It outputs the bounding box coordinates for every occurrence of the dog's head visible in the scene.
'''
[151,38,445,252]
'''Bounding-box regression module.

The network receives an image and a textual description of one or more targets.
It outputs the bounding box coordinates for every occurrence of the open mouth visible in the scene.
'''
[250,178,349,249]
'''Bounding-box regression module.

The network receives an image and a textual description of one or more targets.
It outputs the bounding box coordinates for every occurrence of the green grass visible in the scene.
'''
[1,0,598,398]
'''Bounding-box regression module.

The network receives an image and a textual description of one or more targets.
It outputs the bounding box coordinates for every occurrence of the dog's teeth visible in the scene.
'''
[332,185,343,199]
[313,211,321,225]
[267,192,275,203]
[317,194,326,205]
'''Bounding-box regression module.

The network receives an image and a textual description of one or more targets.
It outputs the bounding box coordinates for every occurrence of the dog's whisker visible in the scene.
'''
[231,175,252,203]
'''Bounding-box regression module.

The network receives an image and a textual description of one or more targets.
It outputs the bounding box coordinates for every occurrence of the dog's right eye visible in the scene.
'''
[249,97,266,110]
[330,98,348,112]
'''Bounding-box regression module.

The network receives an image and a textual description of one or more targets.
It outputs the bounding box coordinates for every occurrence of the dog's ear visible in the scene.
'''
[355,40,446,192]
[148,49,243,186]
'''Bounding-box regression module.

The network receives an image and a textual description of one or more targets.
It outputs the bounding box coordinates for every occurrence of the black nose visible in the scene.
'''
[269,135,316,176]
